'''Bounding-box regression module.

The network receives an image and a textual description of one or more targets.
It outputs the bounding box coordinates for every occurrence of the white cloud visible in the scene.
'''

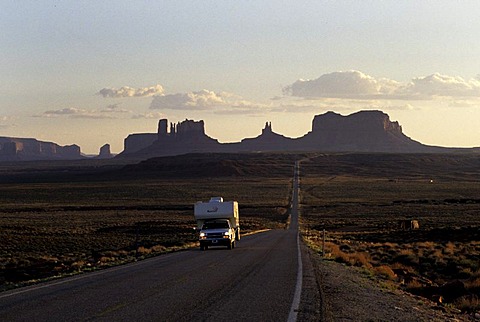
[97,84,164,98]
[284,71,480,100]
[150,89,227,110]
[41,107,81,116]
[132,112,166,119]
[149,89,269,114]
[402,73,480,98]
[283,70,398,99]
[37,107,131,119]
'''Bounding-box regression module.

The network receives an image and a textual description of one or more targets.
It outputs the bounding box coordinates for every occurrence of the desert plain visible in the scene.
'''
[0,152,479,313]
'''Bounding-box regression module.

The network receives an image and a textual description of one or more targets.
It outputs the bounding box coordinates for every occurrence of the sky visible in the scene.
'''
[2,1,480,154]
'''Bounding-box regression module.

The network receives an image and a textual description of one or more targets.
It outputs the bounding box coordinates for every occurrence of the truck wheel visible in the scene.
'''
[227,242,232,250]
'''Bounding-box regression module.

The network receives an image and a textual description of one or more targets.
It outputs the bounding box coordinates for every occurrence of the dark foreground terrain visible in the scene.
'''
[0,153,298,291]
[1,152,479,316]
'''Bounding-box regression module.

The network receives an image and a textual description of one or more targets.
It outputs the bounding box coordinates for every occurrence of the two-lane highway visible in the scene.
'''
[0,164,303,321]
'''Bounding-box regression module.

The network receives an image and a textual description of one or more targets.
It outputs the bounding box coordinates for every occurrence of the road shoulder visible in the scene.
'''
[299,243,472,321]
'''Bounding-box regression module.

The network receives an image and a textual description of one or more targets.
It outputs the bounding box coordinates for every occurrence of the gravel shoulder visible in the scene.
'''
[298,242,474,322]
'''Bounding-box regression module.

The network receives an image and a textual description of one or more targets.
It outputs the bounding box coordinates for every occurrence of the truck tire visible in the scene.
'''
[227,242,232,250]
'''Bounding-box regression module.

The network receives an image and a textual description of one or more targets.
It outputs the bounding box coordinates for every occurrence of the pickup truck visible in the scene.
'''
[194,197,240,250]
[198,219,236,250]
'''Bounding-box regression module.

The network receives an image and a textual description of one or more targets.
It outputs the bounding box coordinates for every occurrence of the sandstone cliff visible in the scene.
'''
[297,110,427,152]
[0,137,82,161]
[118,119,221,158]
[97,144,113,159]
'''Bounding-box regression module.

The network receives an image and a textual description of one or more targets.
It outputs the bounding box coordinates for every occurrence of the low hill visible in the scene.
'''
[119,153,304,178]
[2,152,480,183]
[302,153,480,181]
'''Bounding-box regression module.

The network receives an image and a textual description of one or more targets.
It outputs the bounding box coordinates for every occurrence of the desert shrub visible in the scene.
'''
[390,262,416,273]
[374,265,397,280]
[71,261,86,270]
[326,243,349,263]
[443,241,456,255]
[416,241,435,250]
[454,295,480,313]
[405,279,422,292]
[428,248,443,260]
[459,258,480,272]
[465,276,480,294]
[393,250,418,267]
[383,242,397,248]
[350,252,373,269]
[98,256,115,263]
[136,246,152,255]
[325,242,373,268]
[151,245,167,253]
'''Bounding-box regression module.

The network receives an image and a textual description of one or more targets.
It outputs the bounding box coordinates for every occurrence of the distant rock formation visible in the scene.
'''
[97,144,113,159]
[117,110,479,160]
[120,119,221,158]
[0,137,82,161]
[235,121,296,151]
[297,110,427,152]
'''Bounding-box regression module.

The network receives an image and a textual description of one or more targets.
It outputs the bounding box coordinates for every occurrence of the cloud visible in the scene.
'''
[132,112,166,119]
[402,73,480,98]
[283,71,398,99]
[149,89,269,114]
[284,71,480,100]
[97,84,164,98]
[41,107,81,116]
[37,107,130,119]
[150,89,228,110]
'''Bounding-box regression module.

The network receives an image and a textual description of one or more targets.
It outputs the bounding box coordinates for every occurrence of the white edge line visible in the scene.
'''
[288,231,303,322]
[288,161,302,322]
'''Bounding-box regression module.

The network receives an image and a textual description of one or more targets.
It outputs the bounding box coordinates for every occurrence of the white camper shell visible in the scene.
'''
[194,197,240,250]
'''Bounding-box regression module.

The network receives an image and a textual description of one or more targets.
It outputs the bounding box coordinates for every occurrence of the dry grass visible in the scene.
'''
[455,295,480,313]
[300,155,480,313]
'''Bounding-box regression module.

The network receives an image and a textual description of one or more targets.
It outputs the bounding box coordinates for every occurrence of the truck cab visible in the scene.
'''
[199,219,236,250]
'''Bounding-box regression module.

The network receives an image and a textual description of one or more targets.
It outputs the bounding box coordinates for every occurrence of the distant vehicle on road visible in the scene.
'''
[194,197,240,250]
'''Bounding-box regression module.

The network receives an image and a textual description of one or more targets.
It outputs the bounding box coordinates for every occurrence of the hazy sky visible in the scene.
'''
[2,1,480,154]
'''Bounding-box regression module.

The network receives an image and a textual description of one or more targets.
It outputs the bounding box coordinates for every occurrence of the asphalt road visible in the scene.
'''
[0,165,302,322]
